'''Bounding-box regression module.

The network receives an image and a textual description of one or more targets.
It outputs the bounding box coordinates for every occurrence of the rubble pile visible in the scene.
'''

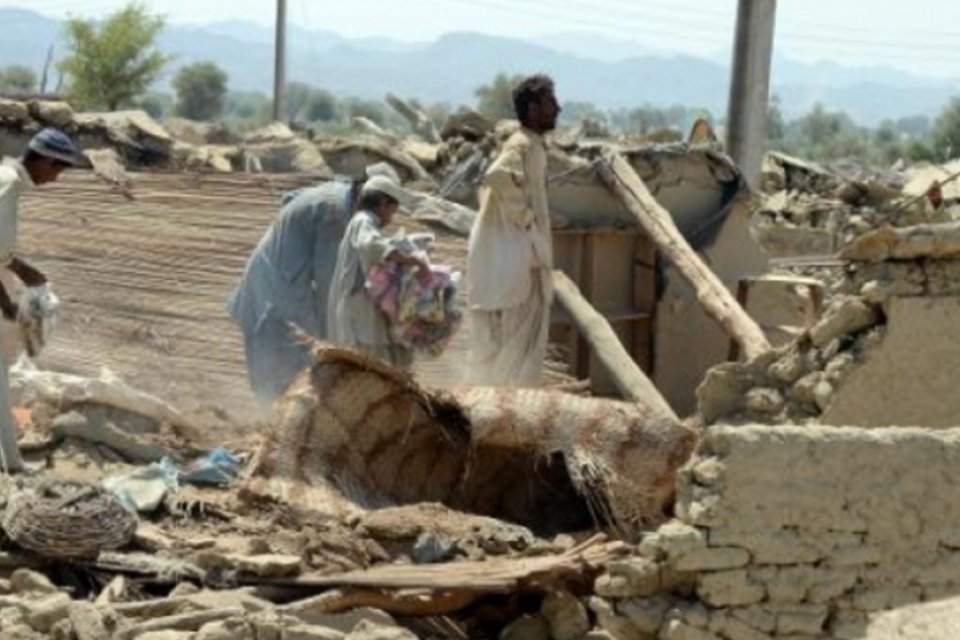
[697,295,884,425]
[754,152,960,257]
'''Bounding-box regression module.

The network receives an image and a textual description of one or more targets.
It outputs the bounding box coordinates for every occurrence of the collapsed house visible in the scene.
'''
[7,92,960,638]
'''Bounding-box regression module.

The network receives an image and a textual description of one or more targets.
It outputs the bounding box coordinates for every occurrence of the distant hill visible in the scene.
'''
[2,8,958,124]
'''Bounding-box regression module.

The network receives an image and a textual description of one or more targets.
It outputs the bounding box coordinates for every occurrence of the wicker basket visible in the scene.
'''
[2,480,137,559]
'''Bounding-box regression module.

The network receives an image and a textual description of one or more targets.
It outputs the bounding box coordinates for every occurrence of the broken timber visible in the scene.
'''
[552,270,678,421]
[596,148,771,360]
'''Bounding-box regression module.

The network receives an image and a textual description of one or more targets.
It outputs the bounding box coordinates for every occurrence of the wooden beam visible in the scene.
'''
[596,148,771,360]
[552,271,678,422]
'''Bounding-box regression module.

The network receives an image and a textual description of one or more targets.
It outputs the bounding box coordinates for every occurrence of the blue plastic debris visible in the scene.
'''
[180,447,243,486]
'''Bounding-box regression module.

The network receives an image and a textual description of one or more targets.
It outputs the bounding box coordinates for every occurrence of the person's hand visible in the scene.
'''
[927,180,944,209]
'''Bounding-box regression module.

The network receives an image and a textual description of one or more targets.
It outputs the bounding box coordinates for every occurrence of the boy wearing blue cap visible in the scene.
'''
[0,127,80,471]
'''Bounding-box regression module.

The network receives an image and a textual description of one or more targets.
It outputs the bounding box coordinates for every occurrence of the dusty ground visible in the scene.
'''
[17,170,472,440]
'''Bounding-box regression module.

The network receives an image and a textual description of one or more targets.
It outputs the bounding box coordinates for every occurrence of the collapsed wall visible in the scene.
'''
[588,425,960,640]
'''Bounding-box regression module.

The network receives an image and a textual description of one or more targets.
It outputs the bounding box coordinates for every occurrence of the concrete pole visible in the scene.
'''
[725,0,777,186]
[272,0,288,122]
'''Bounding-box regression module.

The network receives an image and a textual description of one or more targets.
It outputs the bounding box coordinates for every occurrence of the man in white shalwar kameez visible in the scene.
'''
[0,128,81,472]
[466,75,561,387]
[328,176,427,369]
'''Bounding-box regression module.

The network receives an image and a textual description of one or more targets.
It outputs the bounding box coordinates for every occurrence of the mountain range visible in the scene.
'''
[1,7,958,125]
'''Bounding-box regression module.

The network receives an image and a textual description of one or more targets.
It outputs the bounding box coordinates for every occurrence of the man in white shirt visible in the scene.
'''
[466,75,561,386]
[0,127,81,471]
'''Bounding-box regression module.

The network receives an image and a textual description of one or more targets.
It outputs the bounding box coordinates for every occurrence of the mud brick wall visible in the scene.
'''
[589,425,960,640]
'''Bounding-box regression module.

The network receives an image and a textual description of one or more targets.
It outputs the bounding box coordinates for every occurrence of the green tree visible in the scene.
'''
[933,98,960,161]
[225,90,271,122]
[474,72,523,119]
[0,65,38,94]
[134,91,173,118]
[284,82,337,123]
[766,94,785,143]
[59,3,171,110]
[173,61,228,120]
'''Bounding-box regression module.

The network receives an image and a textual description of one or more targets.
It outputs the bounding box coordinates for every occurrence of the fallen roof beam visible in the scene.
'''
[596,147,771,361]
[552,270,678,421]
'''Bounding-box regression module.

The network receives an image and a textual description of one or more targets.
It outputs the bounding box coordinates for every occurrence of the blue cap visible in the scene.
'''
[27,128,82,166]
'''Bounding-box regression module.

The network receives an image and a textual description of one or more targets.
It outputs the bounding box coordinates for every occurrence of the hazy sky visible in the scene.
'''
[6,0,960,77]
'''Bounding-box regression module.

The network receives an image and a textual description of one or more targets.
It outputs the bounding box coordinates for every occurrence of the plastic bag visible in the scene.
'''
[16,285,60,357]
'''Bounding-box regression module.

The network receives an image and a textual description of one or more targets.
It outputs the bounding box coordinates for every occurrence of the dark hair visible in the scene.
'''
[356,189,398,212]
[23,149,70,168]
[512,74,555,123]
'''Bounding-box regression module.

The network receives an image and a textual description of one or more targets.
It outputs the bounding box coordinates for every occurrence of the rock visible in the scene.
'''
[345,620,418,640]
[659,619,720,640]
[440,109,495,141]
[68,601,109,640]
[603,558,662,597]
[27,100,74,128]
[500,615,549,640]
[197,619,252,640]
[10,569,59,595]
[194,552,301,579]
[541,590,590,640]
[791,372,823,408]
[0,99,30,122]
[696,363,758,424]
[286,625,346,640]
[0,623,45,640]
[185,588,274,613]
[813,379,835,411]
[243,122,296,144]
[169,583,201,598]
[588,597,644,640]
[768,349,805,383]
[809,298,878,347]
[696,570,765,608]
[824,353,855,383]
[673,547,750,572]
[137,632,197,640]
[135,524,177,552]
[25,592,73,633]
[285,608,396,634]
[743,388,785,415]
[95,576,129,605]
[619,596,673,634]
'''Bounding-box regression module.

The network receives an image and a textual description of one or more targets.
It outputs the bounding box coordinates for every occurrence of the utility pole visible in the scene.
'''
[272,0,288,122]
[725,0,777,186]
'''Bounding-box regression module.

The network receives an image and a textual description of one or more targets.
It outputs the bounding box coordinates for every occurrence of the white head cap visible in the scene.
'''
[361,175,412,207]
[365,161,402,184]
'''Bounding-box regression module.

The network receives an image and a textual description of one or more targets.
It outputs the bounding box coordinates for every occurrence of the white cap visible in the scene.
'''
[361,175,412,207]
[365,161,401,183]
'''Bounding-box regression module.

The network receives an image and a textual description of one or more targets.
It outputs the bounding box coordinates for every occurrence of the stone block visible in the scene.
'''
[541,590,590,640]
[697,571,765,607]
[673,547,750,572]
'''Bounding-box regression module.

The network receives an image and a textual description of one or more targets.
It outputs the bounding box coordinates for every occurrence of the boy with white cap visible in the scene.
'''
[328,174,427,369]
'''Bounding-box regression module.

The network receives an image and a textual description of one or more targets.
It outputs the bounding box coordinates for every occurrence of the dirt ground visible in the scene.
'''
[17,170,472,440]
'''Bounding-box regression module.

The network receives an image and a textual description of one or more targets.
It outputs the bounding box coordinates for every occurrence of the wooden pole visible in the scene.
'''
[552,271,679,422]
[596,148,771,361]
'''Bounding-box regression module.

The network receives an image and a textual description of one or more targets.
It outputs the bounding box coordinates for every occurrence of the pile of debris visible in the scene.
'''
[697,295,883,425]
[754,152,960,257]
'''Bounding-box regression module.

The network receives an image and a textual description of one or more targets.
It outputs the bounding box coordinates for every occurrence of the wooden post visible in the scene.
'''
[596,148,771,361]
[552,271,679,422]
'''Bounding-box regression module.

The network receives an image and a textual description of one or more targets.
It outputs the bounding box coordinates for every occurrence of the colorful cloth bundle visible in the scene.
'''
[366,261,462,357]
